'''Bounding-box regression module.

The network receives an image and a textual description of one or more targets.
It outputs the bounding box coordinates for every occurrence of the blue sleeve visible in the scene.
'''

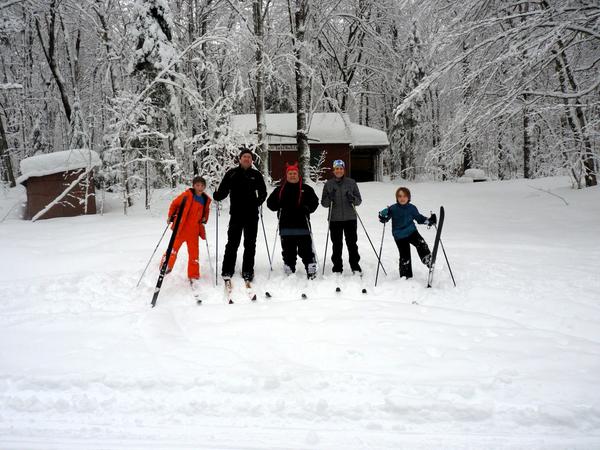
[412,205,428,224]
[379,205,392,222]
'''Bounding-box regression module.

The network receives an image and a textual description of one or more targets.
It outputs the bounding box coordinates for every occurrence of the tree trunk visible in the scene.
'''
[0,114,16,187]
[34,0,72,123]
[291,0,310,178]
[522,96,532,178]
[253,0,269,178]
[540,0,596,186]
[461,39,472,175]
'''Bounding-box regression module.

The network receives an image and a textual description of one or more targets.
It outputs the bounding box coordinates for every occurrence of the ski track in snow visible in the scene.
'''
[1,177,599,449]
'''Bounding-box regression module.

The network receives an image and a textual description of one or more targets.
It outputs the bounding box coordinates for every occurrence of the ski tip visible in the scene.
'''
[228,299,234,304]
[265,291,272,298]
[251,295,257,301]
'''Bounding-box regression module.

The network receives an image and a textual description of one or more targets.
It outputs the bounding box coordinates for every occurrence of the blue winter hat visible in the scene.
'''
[332,159,345,169]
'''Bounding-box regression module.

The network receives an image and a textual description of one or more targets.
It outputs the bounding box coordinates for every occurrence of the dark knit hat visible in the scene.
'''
[239,147,254,160]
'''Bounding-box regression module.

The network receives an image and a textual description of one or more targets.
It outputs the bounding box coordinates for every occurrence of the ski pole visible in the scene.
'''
[215,202,219,286]
[268,217,279,280]
[353,204,387,276]
[375,221,386,287]
[435,224,456,287]
[260,205,272,271]
[136,222,170,287]
[204,235,215,287]
[322,205,332,275]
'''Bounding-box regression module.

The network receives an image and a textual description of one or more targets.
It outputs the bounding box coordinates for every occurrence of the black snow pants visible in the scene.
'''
[329,219,361,273]
[281,234,317,277]
[395,230,431,278]
[221,214,258,281]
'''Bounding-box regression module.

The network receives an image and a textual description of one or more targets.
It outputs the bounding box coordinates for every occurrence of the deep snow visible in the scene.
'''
[1,176,599,449]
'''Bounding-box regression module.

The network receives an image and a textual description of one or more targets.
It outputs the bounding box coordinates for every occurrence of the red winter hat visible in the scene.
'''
[285,162,299,173]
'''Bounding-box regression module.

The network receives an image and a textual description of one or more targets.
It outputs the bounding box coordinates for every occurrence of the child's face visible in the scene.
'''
[397,192,409,205]
[193,182,205,195]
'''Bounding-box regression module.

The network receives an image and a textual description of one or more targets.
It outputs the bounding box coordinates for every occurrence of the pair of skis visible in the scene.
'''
[224,279,257,304]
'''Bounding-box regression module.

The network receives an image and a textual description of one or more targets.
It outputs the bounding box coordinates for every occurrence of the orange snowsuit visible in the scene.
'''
[165,189,211,279]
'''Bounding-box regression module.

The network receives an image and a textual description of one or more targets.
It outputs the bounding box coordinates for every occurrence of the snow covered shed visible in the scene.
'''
[231,113,389,182]
[17,149,101,220]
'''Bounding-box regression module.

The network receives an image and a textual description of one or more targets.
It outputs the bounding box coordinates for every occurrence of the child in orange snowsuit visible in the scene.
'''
[164,176,211,280]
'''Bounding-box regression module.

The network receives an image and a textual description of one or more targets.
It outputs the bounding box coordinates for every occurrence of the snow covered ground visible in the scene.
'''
[1,176,599,449]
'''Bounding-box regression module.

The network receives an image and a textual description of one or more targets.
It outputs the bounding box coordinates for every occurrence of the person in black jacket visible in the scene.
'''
[266,162,319,279]
[213,148,267,282]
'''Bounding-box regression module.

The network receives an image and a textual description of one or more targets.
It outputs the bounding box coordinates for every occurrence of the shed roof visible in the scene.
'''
[231,113,389,147]
[18,149,101,185]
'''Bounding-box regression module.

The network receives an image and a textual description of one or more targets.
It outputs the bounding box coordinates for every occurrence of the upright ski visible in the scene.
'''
[151,197,187,308]
[426,206,445,288]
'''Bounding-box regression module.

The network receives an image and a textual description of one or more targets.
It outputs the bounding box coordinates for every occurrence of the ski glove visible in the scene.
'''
[378,208,391,224]
[199,224,206,240]
[426,213,437,227]
[346,190,355,204]
[168,214,176,224]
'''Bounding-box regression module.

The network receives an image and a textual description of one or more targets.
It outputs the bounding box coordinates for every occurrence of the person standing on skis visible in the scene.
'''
[163,176,211,288]
[266,162,319,279]
[377,187,436,279]
[320,159,363,275]
[213,148,267,282]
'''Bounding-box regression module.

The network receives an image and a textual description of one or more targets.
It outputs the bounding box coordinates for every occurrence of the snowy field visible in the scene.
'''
[1,176,599,449]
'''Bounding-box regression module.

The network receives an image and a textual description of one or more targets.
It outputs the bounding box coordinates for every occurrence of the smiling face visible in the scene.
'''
[333,166,345,178]
[193,181,205,196]
[286,169,299,184]
[397,192,409,205]
[239,153,253,169]
[396,187,410,205]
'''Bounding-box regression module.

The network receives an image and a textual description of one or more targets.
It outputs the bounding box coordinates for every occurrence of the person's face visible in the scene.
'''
[239,153,253,169]
[286,169,299,184]
[333,166,345,178]
[397,191,409,205]
[193,182,205,195]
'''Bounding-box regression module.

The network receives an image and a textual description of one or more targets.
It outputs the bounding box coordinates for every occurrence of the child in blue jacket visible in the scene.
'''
[378,187,436,279]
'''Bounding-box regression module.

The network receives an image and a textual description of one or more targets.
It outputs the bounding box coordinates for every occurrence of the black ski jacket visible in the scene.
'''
[213,166,267,218]
[267,180,319,236]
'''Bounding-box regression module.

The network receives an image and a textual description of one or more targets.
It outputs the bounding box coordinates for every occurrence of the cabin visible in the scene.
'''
[17,149,101,220]
[231,113,389,182]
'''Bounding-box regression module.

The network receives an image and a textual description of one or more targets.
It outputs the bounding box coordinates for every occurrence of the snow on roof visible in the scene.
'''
[231,113,389,147]
[17,149,102,184]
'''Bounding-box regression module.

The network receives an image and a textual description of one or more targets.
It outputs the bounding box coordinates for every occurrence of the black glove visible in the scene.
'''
[168,214,176,224]
[378,211,388,224]
[346,190,355,205]
[327,189,336,205]
[427,213,437,226]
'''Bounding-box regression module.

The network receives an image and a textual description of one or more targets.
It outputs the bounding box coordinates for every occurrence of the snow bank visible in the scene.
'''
[17,149,101,184]
[1,177,599,448]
